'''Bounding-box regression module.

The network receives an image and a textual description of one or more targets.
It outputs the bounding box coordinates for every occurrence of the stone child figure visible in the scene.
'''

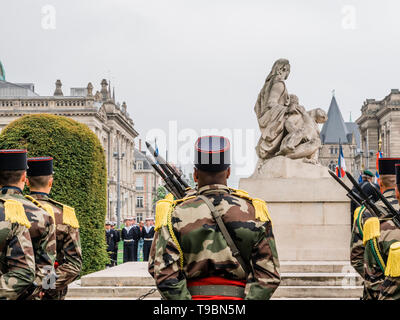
[277,94,327,164]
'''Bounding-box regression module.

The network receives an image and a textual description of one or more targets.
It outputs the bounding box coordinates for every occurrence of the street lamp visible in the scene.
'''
[113,145,125,229]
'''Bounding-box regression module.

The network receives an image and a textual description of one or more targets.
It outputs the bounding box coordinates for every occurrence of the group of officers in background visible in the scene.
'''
[350,157,400,300]
[105,216,155,266]
[0,149,82,300]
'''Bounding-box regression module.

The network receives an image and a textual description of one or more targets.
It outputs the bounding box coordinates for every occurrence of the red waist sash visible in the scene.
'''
[187,276,246,300]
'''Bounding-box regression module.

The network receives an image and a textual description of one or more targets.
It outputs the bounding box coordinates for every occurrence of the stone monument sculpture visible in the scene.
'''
[240,59,350,263]
[252,59,329,178]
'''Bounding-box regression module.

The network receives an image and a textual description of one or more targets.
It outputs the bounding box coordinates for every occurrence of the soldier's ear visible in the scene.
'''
[396,186,400,201]
[226,167,231,179]
[21,171,27,184]
[48,176,54,189]
[193,168,199,182]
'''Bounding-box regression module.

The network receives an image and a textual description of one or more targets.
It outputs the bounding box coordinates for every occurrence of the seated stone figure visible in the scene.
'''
[276,94,327,164]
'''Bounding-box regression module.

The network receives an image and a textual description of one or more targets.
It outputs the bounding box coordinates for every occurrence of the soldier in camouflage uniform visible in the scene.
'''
[26,157,82,300]
[0,150,57,299]
[350,158,400,299]
[0,149,36,299]
[150,136,280,300]
[360,163,400,300]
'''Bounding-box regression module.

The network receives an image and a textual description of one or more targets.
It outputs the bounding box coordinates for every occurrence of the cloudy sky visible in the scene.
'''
[1,0,400,185]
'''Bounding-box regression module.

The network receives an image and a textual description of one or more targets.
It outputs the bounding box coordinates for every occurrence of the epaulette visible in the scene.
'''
[155,194,174,231]
[25,195,55,222]
[0,198,31,228]
[230,187,272,223]
[385,242,400,277]
[47,198,79,229]
[363,217,380,245]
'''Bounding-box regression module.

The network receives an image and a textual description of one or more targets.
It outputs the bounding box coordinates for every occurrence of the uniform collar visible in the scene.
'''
[30,191,50,200]
[197,184,230,195]
[0,186,23,195]
[383,188,395,196]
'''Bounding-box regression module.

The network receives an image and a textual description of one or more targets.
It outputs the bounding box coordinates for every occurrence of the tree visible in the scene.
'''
[153,185,167,204]
[0,114,108,275]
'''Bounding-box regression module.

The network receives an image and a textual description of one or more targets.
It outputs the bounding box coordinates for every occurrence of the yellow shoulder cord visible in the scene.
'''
[167,202,184,270]
[24,195,42,208]
[230,188,272,224]
[25,195,55,222]
[370,238,386,273]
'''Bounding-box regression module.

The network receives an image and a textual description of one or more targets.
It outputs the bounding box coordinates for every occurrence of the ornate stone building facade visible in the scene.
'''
[133,140,162,222]
[0,62,138,222]
[356,89,400,170]
[319,95,360,176]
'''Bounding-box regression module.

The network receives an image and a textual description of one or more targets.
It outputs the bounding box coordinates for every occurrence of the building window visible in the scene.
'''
[136,196,144,208]
[328,161,336,171]
[136,161,143,170]
[136,213,143,224]
[136,177,144,191]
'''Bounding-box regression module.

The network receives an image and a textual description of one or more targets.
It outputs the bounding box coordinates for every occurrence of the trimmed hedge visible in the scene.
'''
[0,114,108,275]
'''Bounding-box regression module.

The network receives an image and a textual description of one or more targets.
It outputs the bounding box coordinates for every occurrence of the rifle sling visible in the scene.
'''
[198,195,250,275]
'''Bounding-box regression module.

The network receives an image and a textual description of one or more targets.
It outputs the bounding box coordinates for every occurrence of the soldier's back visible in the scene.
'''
[0,188,56,286]
[174,184,271,279]
[27,193,82,300]
[0,198,35,299]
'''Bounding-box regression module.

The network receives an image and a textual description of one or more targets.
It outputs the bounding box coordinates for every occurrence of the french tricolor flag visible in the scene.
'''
[335,144,346,178]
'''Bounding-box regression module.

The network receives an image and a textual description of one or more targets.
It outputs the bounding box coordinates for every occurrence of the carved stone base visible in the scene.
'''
[251,156,330,179]
[241,158,351,261]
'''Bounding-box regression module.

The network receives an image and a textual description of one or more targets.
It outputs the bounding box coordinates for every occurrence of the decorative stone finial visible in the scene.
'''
[87,82,93,97]
[121,102,127,114]
[100,79,108,101]
[54,79,63,96]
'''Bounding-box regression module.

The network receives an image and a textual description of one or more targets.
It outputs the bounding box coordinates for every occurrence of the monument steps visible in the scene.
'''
[66,262,363,300]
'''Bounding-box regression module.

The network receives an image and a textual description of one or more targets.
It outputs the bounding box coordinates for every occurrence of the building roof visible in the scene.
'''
[134,148,152,170]
[345,122,361,149]
[320,96,352,144]
[0,80,38,97]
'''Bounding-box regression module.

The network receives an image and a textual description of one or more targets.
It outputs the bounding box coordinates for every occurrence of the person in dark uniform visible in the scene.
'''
[111,222,120,265]
[105,221,118,267]
[121,217,141,262]
[142,217,155,261]
[350,170,380,228]
[132,218,142,261]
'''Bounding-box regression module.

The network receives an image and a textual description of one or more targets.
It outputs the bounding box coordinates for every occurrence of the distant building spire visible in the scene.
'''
[349,111,352,122]
[113,87,115,102]
[332,89,335,97]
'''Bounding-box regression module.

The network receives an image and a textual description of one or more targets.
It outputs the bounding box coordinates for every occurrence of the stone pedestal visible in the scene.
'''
[240,157,351,261]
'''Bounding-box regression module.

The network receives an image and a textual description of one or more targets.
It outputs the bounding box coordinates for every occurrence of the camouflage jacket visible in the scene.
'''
[0,199,36,299]
[28,192,82,291]
[350,189,399,300]
[151,184,281,300]
[0,187,56,286]
[364,214,400,300]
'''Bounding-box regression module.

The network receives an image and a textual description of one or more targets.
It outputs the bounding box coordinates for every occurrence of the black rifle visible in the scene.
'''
[345,171,400,228]
[145,142,189,199]
[144,154,181,198]
[328,169,363,207]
